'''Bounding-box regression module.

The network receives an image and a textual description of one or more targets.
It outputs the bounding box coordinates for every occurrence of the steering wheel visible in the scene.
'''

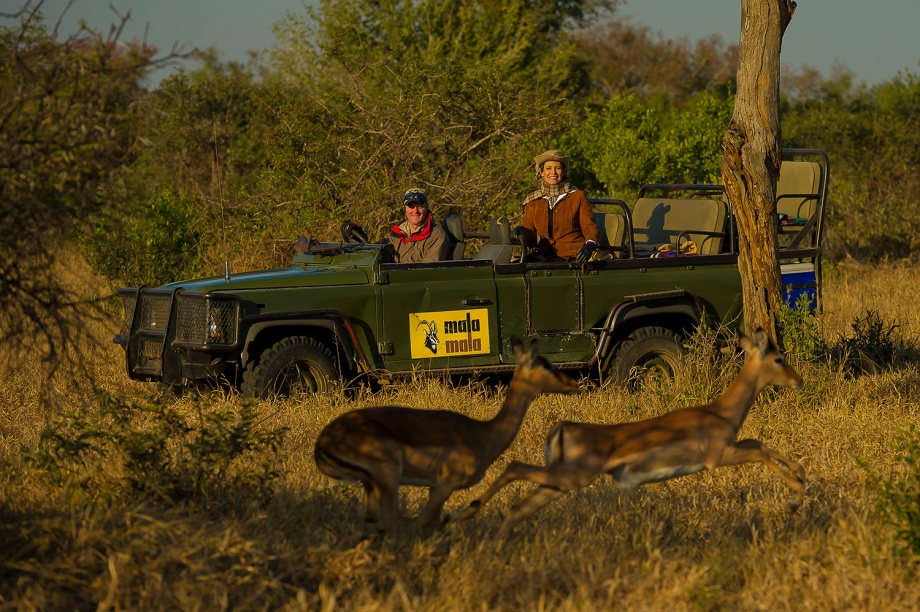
[340,221,369,244]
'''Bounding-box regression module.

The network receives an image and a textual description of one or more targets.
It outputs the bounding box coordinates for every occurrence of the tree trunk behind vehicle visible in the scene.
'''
[720,0,796,344]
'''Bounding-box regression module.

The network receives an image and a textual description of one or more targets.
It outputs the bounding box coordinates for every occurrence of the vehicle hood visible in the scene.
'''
[161,265,370,293]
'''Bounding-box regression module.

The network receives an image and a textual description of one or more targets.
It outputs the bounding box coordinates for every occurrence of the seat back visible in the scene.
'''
[632,197,728,255]
[593,212,627,251]
[473,215,514,264]
[441,214,466,260]
[776,161,822,221]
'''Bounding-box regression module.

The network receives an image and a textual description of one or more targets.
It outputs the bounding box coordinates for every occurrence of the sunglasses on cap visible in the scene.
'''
[404,191,428,206]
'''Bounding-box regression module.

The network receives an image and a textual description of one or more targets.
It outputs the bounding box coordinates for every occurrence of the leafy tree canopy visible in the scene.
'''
[262,0,617,236]
[0,5,170,372]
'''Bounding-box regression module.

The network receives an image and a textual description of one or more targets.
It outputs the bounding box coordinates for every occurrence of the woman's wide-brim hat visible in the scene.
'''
[534,149,569,174]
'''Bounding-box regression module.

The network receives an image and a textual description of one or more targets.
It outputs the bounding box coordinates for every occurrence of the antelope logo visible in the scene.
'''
[416,319,440,355]
[408,309,491,359]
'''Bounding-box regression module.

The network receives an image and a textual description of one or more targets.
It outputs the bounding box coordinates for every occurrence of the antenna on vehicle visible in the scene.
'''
[214,123,230,282]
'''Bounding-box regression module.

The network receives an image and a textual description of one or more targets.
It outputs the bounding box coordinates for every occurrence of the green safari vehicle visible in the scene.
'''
[114,149,829,397]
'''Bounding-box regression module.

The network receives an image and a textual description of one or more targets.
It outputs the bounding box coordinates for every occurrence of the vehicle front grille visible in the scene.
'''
[137,338,164,370]
[127,289,176,377]
[138,293,172,332]
[118,291,137,338]
[117,288,239,381]
[175,296,238,346]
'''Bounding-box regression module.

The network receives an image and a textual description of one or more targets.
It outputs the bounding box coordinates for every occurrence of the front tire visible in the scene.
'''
[609,327,686,388]
[242,336,338,399]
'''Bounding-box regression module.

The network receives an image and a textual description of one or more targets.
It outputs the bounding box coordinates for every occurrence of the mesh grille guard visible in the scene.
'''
[116,287,241,382]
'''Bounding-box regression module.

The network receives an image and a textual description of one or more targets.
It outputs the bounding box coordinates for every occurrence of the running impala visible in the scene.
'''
[314,337,579,532]
[449,329,805,540]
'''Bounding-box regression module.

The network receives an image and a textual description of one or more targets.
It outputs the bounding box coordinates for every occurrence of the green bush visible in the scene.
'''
[783,70,920,261]
[576,90,733,199]
[831,309,904,375]
[778,293,824,362]
[82,189,203,286]
[864,424,920,557]
[577,94,661,198]
[655,89,734,185]
[23,392,287,508]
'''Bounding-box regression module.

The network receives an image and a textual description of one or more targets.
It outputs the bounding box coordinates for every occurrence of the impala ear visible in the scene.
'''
[752,328,770,355]
[529,339,539,359]
[739,327,771,355]
[511,335,525,359]
[739,332,755,353]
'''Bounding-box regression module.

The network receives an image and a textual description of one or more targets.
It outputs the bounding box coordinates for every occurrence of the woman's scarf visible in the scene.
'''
[522,182,577,208]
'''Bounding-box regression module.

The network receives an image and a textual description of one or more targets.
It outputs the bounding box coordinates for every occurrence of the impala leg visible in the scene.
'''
[496,462,602,540]
[373,480,404,531]
[497,486,566,541]
[718,439,806,509]
[361,460,406,532]
[363,482,380,524]
[448,460,532,523]
[736,439,806,481]
[414,485,456,531]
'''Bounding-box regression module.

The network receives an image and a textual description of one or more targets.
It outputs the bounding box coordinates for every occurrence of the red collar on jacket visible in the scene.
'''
[391,214,433,246]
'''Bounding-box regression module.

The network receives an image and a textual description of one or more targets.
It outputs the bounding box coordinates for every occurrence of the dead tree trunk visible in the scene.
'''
[721,0,796,344]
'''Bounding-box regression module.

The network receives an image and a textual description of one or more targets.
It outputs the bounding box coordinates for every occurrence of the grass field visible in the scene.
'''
[1,258,919,610]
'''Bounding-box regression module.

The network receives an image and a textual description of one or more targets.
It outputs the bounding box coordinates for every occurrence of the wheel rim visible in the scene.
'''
[276,361,325,395]
[630,351,679,385]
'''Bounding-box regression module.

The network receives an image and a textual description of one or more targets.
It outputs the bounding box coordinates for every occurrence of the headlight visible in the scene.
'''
[175,294,239,346]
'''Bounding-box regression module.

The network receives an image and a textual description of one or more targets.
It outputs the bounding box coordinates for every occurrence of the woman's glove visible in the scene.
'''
[510,226,532,250]
[575,241,597,263]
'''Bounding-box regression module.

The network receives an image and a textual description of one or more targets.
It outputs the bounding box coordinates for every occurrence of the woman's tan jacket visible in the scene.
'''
[520,190,599,261]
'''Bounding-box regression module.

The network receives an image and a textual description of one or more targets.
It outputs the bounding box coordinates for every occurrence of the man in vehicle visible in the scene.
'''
[387,188,450,263]
[339,188,451,263]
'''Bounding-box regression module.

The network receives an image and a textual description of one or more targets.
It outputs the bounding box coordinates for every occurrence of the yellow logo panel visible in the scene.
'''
[409,309,490,358]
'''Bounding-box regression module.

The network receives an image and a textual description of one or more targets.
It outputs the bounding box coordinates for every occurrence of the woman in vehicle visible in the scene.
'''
[511,150,600,263]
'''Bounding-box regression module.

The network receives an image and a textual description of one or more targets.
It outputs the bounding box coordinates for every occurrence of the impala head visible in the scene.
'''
[511,336,580,395]
[739,328,803,390]
[416,319,440,354]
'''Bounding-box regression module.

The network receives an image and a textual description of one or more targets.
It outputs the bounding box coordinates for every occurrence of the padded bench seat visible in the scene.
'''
[631,197,728,255]
[593,212,627,252]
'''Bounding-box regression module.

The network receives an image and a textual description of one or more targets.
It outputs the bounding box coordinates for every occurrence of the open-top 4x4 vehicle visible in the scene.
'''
[114,149,829,397]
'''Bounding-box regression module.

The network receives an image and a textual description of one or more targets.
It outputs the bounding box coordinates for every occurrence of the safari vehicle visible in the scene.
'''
[114,149,829,397]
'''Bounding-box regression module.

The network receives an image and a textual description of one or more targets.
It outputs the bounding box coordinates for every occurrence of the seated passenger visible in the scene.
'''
[387,188,450,263]
[511,150,600,263]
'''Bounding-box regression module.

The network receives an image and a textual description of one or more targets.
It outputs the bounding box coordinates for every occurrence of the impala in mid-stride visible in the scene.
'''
[313,337,579,532]
[450,329,805,541]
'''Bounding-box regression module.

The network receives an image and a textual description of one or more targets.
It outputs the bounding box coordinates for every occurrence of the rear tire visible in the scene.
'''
[609,327,686,389]
[242,336,338,399]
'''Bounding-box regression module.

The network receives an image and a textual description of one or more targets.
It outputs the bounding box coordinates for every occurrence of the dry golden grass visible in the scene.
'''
[2,258,920,610]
